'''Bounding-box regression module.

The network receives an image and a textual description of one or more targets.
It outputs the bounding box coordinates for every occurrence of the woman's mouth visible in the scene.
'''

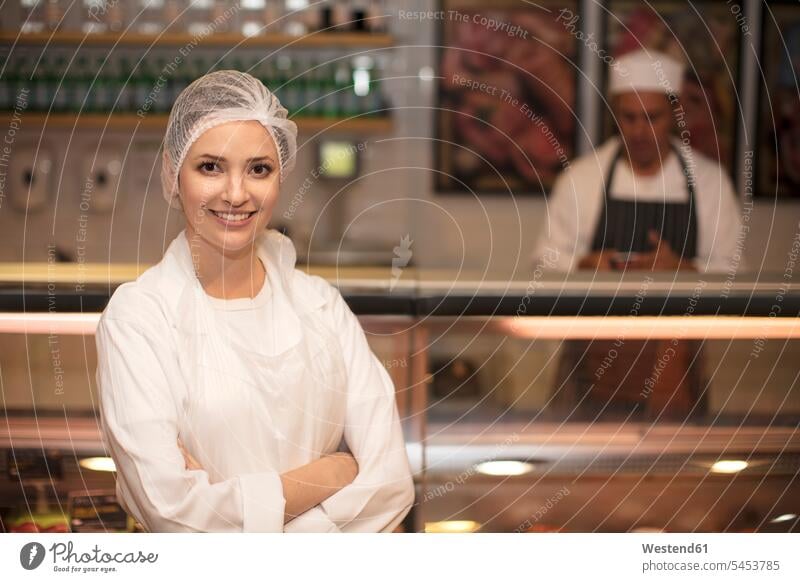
[208,209,258,227]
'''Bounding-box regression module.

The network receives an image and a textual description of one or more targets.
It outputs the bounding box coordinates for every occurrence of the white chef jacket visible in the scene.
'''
[533,136,744,273]
[95,228,415,533]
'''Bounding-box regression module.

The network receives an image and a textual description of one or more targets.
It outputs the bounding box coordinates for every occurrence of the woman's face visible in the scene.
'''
[178,120,280,256]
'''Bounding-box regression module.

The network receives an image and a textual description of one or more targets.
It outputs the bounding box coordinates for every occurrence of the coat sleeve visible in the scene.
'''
[285,278,415,532]
[533,169,585,272]
[695,164,745,273]
[96,308,286,533]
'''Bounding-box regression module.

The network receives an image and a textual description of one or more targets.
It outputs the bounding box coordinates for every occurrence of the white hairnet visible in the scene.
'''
[161,70,298,210]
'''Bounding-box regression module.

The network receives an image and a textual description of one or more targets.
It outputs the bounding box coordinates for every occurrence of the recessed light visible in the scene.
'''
[424,520,480,533]
[78,457,116,472]
[475,460,535,476]
[710,460,748,474]
[770,513,798,523]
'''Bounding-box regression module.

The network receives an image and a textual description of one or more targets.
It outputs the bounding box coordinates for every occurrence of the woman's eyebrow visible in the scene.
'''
[194,154,275,163]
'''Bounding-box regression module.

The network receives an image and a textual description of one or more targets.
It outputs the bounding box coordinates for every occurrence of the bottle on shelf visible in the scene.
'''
[52,55,70,113]
[104,0,125,33]
[169,57,193,107]
[272,55,290,109]
[31,56,51,111]
[0,56,10,111]
[71,55,91,112]
[262,1,284,34]
[193,57,210,80]
[7,56,31,108]
[332,1,351,32]
[335,61,356,117]
[20,2,46,34]
[210,0,236,34]
[185,0,213,36]
[0,46,389,123]
[283,59,305,114]
[321,62,338,118]
[151,56,174,113]
[116,56,133,112]
[304,61,324,118]
[162,0,184,34]
[131,58,155,114]
[367,0,386,34]
[136,0,163,35]
[44,0,64,32]
[365,74,384,117]
[351,0,368,32]
[93,55,115,113]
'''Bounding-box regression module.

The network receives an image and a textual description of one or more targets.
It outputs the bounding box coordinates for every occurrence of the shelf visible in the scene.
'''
[0,112,393,133]
[0,31,394,48]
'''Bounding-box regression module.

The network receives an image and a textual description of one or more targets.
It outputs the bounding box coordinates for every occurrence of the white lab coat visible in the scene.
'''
[533,136,744,273]
[95,228,415,532]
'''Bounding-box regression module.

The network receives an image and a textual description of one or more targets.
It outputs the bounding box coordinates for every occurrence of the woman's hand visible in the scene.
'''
[322,452,359,489]
[280,452,359,523]
[177,438,203,471]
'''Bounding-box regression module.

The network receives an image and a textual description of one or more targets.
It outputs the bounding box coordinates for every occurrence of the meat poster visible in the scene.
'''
[436,0,579,194]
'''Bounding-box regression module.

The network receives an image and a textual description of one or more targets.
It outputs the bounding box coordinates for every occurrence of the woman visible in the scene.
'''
[95,71,415,533]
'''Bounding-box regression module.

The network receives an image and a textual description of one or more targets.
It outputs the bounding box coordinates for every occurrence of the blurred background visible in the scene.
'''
[0,0,798,534]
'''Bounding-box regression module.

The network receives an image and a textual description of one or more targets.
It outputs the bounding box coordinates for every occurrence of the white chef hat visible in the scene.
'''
[161,70,298,210]
[608,49,684,97]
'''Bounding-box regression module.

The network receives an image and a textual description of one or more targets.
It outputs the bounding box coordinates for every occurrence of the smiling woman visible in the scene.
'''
[178,121,282,300]
[94,70,415,533]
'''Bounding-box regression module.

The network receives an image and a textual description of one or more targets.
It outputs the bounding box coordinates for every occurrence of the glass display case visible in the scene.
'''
[0,269,798,533]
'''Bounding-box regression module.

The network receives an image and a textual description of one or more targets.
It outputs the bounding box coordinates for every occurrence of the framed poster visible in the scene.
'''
[436,0,580,194]
[757,1,800,199]
[604,0,742,171]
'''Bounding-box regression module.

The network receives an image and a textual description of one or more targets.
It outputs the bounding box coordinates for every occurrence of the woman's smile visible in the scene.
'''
[208,208,259,227]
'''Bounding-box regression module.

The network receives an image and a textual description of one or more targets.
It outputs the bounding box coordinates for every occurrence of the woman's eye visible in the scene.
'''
[199,162,219,173]
[252,164,273,176]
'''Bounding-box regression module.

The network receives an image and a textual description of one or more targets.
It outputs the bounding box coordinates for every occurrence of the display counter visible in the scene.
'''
[1,269,798,532]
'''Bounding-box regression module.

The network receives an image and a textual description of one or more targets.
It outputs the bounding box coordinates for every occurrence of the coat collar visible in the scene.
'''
[163,228,327,335]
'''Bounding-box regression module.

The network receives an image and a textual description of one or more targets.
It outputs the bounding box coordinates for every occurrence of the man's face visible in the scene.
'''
[613,91,674,168]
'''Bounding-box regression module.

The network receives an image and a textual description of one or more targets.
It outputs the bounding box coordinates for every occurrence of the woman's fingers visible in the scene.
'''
[177,438,202,471]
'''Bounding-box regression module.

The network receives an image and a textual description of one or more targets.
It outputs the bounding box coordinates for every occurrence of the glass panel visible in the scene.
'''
[0,333,98,415]
[425,324,800,427]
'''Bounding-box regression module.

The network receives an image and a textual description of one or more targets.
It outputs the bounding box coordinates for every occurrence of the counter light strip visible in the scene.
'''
[0,313,797,339]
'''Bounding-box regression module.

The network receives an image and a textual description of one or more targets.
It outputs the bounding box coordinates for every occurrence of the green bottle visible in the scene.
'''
[154,57,170,112]
[52,55,68,113]
[283,60,301,114]
[292,58,312,118]
[0,56,10,111]
[72,56,90,113]
[322,63,337,118]
[115,56,131,113]
[259,59,277,95]
[10,57,30,110]
[132,59,154,114]
[31,56,49,111]
[334,62,354,117]
[94,55,112,113]
[366,74,383,118]
[273,59,288,108]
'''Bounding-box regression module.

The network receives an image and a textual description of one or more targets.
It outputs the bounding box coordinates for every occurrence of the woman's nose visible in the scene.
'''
[223,174,248,205]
